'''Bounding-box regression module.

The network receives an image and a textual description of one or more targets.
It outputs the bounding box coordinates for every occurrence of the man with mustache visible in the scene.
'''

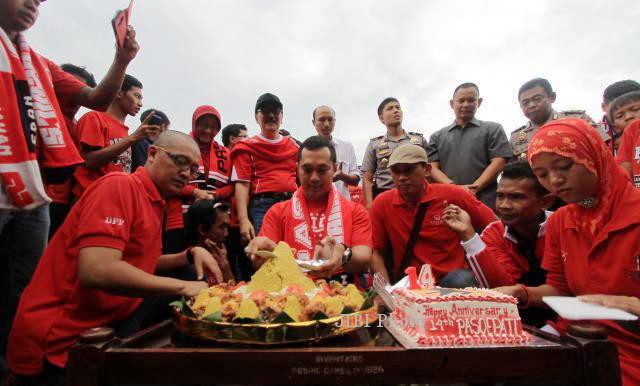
[6,132,223,384]
[370,145,495,287]
[428,83,512,210]
[73,75,161,199]
[510,78,604,160]
[231,93,299,246]
[362,97,428,209]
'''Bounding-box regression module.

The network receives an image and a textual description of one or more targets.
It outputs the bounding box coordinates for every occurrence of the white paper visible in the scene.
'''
[542,296,639,321]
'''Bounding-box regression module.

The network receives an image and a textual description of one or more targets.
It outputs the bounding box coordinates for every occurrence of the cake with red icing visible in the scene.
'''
[390,287,531,346]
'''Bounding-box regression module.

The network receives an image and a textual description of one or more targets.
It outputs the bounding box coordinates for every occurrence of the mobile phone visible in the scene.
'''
[110,0,134,48]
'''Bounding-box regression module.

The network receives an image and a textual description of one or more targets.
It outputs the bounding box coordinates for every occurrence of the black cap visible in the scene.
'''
[255,93,282,113]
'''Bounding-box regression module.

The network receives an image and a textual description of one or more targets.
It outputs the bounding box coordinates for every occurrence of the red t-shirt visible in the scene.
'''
[8,168,164,375]
[543,203,640,386]
[371,183,495,281]
[616,119,640,187]
[231,135,298,195]
[41,58,86,204]
[259,197,372,260]
[73,111,131,198]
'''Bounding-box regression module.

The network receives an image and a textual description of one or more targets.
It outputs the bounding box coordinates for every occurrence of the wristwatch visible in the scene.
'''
[340,243,352,267]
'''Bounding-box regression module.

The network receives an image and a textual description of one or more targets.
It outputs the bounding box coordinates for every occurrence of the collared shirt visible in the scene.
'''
[331,137,359,199]
[427,118,512,209]
[461,211,552,288]
[371,183,495,281]
[510,110,609,159]
[362,130,428,190]
[8,168,165,375]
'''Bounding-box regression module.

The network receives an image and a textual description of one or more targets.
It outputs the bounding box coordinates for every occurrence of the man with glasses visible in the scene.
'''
[510,78,604,160]
[230,93,299,246]
[7,131,222,384]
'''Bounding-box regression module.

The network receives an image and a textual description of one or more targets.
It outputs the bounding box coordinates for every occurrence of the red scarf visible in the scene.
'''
[229,135,299,166]
[528,118,633,239]
[0,29,82,209]
[285,186,352,262]
[188,132,230,191]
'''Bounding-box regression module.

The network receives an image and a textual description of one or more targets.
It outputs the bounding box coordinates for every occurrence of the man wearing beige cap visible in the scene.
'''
[369,145,495,286]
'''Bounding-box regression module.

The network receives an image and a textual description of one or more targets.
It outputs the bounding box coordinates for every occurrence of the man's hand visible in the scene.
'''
[442,203,475,241]
[246,236,277,269]
[493,285,528,304]
[239,219,256,246]
[129,110,161,142]
[193,189,214,201]
[179,281,208,298]
[313,237,343,278]
[115,26,140,64]
[333,162,348,182]
[191,246,223,284]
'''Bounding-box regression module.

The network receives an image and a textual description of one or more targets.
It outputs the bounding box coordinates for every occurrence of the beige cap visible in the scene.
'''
[388,144,429,167]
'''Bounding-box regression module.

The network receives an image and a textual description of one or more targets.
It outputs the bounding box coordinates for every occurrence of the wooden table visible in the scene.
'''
[67,320,621,385]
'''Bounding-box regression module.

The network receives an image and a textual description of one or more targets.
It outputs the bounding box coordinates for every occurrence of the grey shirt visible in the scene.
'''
[427,118,512,209]
[362,130,428,190]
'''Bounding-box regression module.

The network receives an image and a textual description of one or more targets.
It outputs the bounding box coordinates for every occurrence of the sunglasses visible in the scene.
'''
[154,145,199,176]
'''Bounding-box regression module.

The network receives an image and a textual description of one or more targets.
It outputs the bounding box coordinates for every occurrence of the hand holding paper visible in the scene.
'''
[543,296,639,321]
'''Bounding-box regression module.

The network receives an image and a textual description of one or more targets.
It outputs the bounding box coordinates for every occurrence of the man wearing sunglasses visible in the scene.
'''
[230,93,299,247]
[7,131,223,383]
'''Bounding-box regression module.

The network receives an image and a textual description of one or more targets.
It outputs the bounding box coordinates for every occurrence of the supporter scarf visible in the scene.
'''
[528,118,633,240]
[286,185,352,261]
[229,134,299,166]
[189,132,230,190]
[0,29,82,209]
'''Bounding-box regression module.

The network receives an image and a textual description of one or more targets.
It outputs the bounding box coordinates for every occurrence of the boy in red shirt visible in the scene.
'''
[247,136,372,283]
[370,145,495,286]
[231,93,299,246]
[7,131,223,384]
[73,74,160,198]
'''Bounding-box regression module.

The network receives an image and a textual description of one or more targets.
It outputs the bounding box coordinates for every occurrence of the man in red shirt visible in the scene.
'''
[443,161,555,326]
[247,136,372,283]
[73,75,160,198]
[231,93,299,246]
[7,131,223,384]
[370,145,495,286]
[617,117,640,187]
[0,0,141,375]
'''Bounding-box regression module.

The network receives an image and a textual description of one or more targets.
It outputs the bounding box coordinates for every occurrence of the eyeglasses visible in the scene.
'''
[154,145,199,176]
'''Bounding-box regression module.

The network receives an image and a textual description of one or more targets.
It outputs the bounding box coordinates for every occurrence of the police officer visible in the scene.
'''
[362,97,428,209]
[511,78,609,159]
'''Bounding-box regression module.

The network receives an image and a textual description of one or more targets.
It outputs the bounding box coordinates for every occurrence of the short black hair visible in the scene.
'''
[453,82,480,98]
[121,74,142,92]
[377,97,399,116]
[518,78,553,98]
[312,105,336,120]
[608,91,640,118]
[603,80,640,105]
[501,160,548,196]
[297,135,336,163]
[140,109,170,125]
[60,63,97,87]
[183,199,230,246]
[221,124,247,147]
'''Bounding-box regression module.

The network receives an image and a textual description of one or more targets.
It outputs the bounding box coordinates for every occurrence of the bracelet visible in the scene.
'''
[515,284,531,308]
[186,247,194,264]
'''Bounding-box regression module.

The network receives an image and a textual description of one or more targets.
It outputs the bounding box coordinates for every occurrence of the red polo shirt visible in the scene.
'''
[371,183,495,280]
[616,119,640,187]
[73,111,131,198]
[543,202,640,386]
[8,168,164,375]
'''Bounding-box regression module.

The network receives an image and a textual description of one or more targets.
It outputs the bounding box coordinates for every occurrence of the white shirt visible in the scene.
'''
[331,137,359,200]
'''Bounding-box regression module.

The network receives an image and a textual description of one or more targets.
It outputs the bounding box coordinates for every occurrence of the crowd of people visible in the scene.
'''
[1,1,640,386]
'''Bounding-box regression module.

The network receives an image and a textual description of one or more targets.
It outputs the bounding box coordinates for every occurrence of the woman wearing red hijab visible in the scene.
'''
[497,118,640,386]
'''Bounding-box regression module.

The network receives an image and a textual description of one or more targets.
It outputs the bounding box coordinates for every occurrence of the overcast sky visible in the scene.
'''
[28,0,640,160]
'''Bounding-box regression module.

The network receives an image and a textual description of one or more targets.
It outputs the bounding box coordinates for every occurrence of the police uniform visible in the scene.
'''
[510,110,610,159]
[361,130,428,196]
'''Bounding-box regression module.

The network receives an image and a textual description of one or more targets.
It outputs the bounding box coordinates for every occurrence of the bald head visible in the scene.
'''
[154,130,198,151]
[145,130,201,197]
